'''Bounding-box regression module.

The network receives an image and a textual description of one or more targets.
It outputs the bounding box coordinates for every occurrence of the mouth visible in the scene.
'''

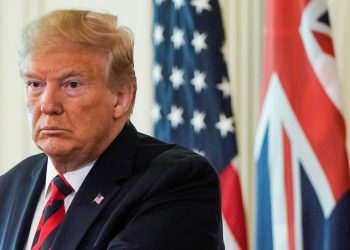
[39,127,69,135]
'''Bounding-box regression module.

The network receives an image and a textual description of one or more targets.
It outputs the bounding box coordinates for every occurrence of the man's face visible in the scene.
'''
[23,48,124,168]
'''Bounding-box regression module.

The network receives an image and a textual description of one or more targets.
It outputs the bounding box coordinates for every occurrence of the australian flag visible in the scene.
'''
[153,0,247,249]
[255,0,350,249]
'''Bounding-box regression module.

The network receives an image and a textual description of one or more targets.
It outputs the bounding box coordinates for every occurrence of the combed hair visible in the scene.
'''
[19,9,137,112]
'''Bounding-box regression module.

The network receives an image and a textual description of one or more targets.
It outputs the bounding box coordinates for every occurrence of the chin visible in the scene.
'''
[42,148,72,160]
[36,140,73,159]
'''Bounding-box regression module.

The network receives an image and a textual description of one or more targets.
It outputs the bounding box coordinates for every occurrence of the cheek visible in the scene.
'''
[26,102,40,133]
[26,96,37,114]
[83,106,111,125]
[82,93,115,117]
[26,109,37,140]
[79,101,114,129]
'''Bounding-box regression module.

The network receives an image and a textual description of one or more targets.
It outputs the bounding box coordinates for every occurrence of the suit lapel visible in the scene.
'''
[14,156,47,249]
[52,123,139,250]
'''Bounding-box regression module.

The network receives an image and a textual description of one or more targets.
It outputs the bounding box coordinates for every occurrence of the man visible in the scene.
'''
[0,9,224,250]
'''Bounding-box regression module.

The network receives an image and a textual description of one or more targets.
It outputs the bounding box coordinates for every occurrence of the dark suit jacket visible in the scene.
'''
[0,123,224,250]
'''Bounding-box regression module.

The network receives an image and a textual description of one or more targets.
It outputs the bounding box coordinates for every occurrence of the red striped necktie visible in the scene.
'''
[32,174,74,250]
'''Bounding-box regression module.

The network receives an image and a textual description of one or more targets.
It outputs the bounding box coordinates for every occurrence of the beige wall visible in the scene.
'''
[0,0,349,248]
[221,0,263,248]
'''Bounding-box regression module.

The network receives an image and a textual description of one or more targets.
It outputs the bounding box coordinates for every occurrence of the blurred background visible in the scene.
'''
[0,0,349,249]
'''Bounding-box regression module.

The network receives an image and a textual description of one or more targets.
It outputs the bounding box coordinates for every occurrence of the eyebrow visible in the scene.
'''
[55,70,88,81]
[23,69,88,81]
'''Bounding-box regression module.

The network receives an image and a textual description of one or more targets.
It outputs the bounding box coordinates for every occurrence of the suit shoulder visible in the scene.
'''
[1,153,46,181]
[137,133,216,173]
[155,145,218,176]
[137,132,172,149]
[135,133,219,188]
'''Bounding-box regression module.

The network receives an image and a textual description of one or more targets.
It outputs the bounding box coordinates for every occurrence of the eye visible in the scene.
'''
[27,81,45,88]
[66,81,81,88]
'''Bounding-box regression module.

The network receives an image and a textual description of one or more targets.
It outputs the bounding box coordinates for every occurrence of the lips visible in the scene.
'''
[39,126,68,135]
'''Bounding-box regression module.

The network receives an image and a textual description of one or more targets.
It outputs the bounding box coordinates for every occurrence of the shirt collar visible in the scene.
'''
[45,157,95,195]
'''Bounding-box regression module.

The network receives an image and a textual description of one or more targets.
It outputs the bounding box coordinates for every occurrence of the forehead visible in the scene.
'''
[22,48,108,79]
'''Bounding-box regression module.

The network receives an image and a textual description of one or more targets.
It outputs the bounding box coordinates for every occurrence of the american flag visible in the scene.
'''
[152,0,247,249]
[255,0,350,249]
[92,193,104,205]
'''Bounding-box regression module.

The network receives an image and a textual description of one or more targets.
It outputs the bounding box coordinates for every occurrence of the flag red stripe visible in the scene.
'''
[262,0,350,201]
[257,0,350,249]
[312,31,335,56]
[220,163,247,250]
[283,128,295,250]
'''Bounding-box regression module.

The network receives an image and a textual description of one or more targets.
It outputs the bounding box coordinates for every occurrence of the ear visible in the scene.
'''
[112,84,135,119]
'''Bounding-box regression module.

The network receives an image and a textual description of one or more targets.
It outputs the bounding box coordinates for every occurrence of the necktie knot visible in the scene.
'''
[50,174,74,200]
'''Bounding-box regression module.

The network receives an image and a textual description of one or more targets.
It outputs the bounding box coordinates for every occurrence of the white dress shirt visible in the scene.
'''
[24,158,95,250]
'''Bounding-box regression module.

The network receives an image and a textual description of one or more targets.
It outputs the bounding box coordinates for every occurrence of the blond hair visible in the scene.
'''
[19,9,137,112]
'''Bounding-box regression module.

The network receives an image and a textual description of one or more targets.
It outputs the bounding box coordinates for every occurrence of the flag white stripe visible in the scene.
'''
[300,1,343,114]
[292,146,303,250]
[222,217,241,250]
[268,86,288,250]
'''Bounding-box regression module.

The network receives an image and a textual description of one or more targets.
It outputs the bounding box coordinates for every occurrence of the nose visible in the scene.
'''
[40,83,63,115]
